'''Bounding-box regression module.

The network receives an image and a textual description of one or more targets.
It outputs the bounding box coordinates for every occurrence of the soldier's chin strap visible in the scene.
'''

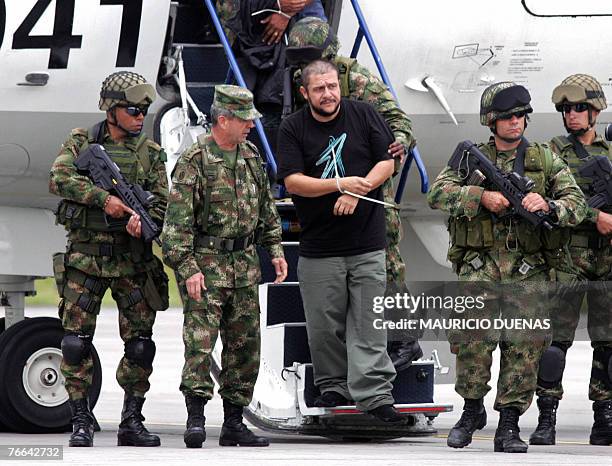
[108,107,142,138]
[562,108,595,137]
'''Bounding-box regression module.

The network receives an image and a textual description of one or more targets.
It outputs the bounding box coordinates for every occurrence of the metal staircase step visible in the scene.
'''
[181,45,228,83]
[265,283,305,326]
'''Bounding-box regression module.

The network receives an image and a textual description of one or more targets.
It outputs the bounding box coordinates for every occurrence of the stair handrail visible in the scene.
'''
[203,0,278,176]
[348,0,429,199]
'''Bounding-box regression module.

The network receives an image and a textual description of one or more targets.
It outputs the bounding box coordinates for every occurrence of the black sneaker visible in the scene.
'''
[368,405,405,423]
[313,391,351,407]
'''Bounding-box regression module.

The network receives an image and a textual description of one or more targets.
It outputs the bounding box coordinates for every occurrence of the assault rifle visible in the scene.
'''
[578,155,612,209]
[75,144,161,244]
[448,140,555,230]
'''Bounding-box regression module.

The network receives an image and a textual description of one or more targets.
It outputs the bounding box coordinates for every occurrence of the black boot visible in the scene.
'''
[494,407,528,453]
[68,398,94,447]
[184,394,206,448]
[219,400,269,447]
[529,396,559,445]
[388,340,424,372]
[447,398,487,448]
[117,395,161,447]
[590,400,612,445]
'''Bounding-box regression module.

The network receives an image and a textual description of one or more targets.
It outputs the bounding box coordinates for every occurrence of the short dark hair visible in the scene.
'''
[301,59,339,88]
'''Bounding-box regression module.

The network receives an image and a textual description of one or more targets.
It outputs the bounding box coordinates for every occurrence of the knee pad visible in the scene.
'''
[593,347,612,389]
[537,345,567,389]
[61,333,92,366]
[124,337,156,369]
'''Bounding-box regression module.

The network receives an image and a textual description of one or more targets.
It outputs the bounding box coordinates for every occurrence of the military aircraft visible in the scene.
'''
[0,0,610,436]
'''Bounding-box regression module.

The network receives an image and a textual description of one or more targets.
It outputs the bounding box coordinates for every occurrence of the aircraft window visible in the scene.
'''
[522,0,612,16]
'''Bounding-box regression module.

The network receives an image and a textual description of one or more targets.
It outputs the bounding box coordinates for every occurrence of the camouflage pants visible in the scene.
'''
[60,269,157,399]
[180,285,260,406]
[383,180,406,287]
[537,243,612,401]
[452,267,551,414]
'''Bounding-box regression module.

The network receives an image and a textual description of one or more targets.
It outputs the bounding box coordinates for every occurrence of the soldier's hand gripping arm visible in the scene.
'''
[161,147,202,284]
[350,62,415,161]
[49,133,110,208]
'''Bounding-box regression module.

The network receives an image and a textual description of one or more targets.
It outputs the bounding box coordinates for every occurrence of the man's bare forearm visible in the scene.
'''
[365,159,394,189]
[284,173,340,197]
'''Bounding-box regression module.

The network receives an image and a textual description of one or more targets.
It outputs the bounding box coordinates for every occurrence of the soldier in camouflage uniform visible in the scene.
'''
[287,17,423,369]
[530,74,612,446]
[428,82,586,453]
[161,85,287,448]
[49,72,169,447]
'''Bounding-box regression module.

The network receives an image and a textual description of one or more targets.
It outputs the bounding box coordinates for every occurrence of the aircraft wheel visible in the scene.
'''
[0,317,102,433]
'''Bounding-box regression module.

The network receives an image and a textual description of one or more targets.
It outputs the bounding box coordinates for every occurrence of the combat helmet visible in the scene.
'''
[551,74,607,111]
[480,81,532,126]
[551,74,606,135]
[99,71,156,111]
[286,17,340,65]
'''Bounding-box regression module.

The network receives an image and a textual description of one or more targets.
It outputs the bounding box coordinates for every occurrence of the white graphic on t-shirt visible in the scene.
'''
[316,134,347,179]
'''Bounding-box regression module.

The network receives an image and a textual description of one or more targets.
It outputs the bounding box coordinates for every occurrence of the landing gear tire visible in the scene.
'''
[0,317,102,433]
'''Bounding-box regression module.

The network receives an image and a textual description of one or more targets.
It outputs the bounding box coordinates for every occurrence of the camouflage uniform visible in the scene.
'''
[428,139,585,412]
[161,86,284,407]
[530,74,612,447]
[49,76,168,401]
[429,82,586,453]
[288,17,418,345]
[536,134,612,402]
[50,71,168,448]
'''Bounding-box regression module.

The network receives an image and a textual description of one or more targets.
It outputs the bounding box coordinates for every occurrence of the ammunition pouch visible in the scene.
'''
[570,230,609,250]
[52,252,66,296]
[514,221,543,254]
[55,200,128,232]
[447,215,493,272]
[142,257,169,312]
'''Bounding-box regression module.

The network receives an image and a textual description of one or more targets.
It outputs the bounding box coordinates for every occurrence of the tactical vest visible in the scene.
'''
[551,135,611,219]
[55,122,165,233]
[195,133,265,234]
[447,141,560,265]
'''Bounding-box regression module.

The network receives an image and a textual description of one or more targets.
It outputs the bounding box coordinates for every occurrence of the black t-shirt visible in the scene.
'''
[276,99,393,257]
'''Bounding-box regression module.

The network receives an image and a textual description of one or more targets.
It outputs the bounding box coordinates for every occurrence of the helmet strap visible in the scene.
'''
[107,107,142,138]
[562,108,593,136]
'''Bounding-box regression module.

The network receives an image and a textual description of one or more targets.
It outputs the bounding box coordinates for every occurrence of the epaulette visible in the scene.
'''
[182,142,203,163]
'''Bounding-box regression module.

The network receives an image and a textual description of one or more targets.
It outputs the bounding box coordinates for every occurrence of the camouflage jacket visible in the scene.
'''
[549,134,611,226]
[161,134,284,288]
[49,125,168,277]
[427,139,586,279]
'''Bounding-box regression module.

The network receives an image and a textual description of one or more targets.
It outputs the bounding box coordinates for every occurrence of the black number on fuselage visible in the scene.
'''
[12,0,82,69]
[100,0,143,67]
[0,1,5,51]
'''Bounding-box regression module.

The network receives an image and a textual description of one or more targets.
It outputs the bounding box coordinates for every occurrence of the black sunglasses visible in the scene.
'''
[118,105,148,117]
[497,111,527,120]
[556,103,589,113]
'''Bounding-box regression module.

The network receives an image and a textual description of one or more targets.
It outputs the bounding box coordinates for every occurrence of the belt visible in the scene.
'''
[570,232,607,249]
[195,233,256,252]
[70,242,131,257]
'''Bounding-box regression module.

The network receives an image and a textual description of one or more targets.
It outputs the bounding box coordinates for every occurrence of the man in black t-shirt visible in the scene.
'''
[276,59,402,423]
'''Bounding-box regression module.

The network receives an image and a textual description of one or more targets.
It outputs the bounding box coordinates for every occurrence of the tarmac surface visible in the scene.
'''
[1,307,610,466]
